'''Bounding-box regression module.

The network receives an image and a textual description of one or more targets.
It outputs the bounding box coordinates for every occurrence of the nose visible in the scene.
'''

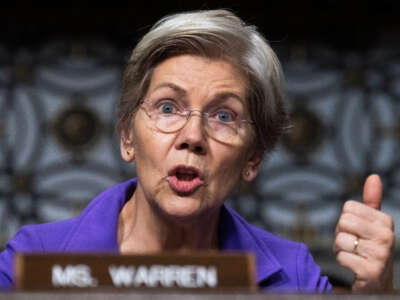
[175,111,207,155]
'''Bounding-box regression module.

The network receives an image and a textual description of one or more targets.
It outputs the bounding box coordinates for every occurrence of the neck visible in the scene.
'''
[118,184,220,254]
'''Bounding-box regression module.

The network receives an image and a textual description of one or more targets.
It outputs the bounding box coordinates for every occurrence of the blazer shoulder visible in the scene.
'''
[0,218,78,289]
[227,205,303,256]
[11,217,79,252]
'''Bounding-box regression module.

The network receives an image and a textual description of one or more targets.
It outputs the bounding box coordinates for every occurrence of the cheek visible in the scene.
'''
[133,123,168,175]
[211,147,249,186]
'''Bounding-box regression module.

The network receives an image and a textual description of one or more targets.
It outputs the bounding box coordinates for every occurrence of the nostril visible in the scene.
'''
[179,142,189,150]
[177,142,204,154]
[194,146,204,154]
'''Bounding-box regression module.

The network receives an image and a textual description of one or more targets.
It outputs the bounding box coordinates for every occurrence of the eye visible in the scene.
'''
[216,110,235,123]
[161,102,175,114]
[155,100,180,114]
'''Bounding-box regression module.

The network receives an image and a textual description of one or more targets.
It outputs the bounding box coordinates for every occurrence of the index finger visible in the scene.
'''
[342,200,393,228]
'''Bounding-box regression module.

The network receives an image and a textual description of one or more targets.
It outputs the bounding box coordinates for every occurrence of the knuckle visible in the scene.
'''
[338,212,348,225]
[335,251,347,264]
[335,232,346,244]
[354,281,367,291]
[343,211,353,221]
[382,230,395,245]
[338,213,355,230]
[367,266,382,280]
[333,236,343,252]
[375,212,394,230]
[383,215,394,230]
[376,248,390,261]
[343,200,357,213]
[380,229,395,245]
[336,220,345,232]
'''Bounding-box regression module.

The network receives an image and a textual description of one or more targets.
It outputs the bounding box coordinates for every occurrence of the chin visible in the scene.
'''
[158,196,207,223]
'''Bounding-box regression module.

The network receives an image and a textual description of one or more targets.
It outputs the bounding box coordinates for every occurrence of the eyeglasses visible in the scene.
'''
[139,99,254,144]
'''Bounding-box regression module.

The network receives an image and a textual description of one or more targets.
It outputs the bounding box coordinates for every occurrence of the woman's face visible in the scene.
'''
[122,55,261,221]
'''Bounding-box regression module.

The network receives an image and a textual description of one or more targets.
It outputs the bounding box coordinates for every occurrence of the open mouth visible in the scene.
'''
[167,166,204,195]
[176,169,197,181]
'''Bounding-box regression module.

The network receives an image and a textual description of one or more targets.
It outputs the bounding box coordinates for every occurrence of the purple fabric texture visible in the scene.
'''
[0,178,331,292]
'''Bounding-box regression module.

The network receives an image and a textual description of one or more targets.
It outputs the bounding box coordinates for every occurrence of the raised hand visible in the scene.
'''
[333,174,395,292]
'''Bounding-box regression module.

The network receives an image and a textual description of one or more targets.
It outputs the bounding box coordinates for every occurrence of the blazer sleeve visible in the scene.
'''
[0,225,44,289]
[296,243,332,292]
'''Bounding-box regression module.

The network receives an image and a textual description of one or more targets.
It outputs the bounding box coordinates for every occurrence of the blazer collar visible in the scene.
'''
[219,205,283,284]
[62,178,137,252]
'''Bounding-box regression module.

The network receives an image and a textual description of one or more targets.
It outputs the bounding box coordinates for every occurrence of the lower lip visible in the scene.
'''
[167,176,204,195]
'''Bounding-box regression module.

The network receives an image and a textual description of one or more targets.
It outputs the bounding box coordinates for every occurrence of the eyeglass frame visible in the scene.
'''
[138,99,255,139]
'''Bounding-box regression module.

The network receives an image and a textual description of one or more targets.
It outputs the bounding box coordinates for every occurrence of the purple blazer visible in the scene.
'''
[0,178,331,292]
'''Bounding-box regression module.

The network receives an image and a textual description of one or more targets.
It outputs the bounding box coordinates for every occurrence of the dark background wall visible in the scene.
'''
[2,1,400,49]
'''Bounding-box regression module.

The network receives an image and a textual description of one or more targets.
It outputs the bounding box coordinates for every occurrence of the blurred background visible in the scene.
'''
[1,1,400,290]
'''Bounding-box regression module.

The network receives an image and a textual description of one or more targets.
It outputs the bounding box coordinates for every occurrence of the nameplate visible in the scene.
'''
[15,252,256,291]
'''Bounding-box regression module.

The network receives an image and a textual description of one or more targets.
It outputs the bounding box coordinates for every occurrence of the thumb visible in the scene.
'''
[363,174,382,210]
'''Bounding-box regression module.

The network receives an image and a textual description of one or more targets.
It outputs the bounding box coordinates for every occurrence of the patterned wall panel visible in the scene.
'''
[227,44,400,283]
[0,41,136,246]
[231,45,400,247]
[1,40,399,284]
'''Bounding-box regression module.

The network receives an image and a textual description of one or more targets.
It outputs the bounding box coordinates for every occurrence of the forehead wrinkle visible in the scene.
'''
[150,82,245,110]
[211,92,245,106]
[149,56,248,109]
[151,82,187,98]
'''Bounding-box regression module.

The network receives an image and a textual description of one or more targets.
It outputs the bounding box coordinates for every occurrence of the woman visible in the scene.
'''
[0,9,395,292]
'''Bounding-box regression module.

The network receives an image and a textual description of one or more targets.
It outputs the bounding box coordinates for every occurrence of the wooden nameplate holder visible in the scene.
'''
[15,252,256,291]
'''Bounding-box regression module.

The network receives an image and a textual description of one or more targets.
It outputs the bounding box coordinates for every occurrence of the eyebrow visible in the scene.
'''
[151,83,186,98]
[212,92,245,106]
[151,82,245,105]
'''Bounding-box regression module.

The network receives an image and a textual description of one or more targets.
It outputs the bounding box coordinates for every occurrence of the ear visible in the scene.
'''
[242,151,262,182]
[120,130,135,163]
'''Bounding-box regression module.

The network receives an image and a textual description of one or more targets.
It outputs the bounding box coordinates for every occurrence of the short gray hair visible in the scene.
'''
[116,9,289,154]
